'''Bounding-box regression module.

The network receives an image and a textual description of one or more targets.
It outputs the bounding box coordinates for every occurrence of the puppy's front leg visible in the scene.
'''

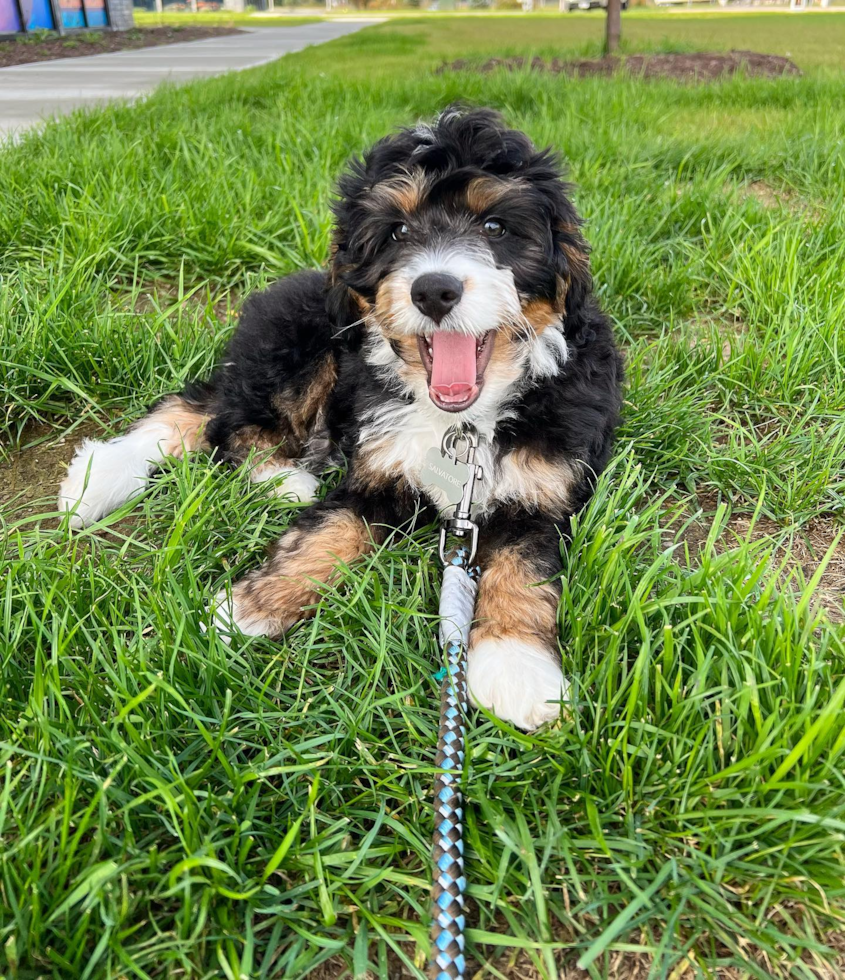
[467,512,568,730]
[213,488,403,640]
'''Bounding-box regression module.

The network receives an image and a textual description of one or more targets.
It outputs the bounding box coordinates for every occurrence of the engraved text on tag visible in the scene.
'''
[423,447,469,506]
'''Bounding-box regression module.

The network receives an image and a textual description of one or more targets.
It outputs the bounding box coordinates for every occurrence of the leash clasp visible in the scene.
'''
[438,425,482,566]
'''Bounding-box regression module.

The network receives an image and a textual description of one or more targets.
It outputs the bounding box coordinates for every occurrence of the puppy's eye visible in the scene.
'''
[482,219,505,239]
[392,223,411,242]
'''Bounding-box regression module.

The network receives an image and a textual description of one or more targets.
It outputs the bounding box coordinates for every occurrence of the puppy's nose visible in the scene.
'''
[410,273,463,323]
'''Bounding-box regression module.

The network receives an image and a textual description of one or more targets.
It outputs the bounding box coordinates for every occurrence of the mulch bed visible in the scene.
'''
[0,25,242,68]
[436,50,802,82]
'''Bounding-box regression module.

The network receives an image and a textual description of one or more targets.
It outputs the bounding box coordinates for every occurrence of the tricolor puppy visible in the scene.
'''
[58,107,622,730]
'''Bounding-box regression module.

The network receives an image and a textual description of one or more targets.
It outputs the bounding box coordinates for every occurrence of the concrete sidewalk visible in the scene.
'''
[0,20,381,140]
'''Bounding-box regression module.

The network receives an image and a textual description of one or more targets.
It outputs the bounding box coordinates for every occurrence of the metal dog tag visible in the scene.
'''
[423,446,469,506]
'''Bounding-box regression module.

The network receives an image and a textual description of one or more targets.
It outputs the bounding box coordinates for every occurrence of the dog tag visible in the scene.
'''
[423,447,469,506]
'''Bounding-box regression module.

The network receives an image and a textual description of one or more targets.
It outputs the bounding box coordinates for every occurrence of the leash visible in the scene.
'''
[429,425,482,980]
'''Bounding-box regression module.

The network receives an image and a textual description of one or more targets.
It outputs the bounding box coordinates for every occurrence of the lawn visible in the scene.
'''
[133,10,322,27]
[1,12,845,980]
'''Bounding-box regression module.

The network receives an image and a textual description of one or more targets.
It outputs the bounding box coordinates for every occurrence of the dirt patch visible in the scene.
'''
[731,178,824,224]
[121,278,240,323]
[0,419,105,523]
[305,933,845,979]
[0,25,241,69]
[744,179,792,209]
[728,512,844,623]
[673,495,845,624]
[686,311,747,363]
[437,50,802,83]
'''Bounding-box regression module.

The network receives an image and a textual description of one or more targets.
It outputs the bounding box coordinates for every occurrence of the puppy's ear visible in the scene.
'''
[325,279,368,351]
[530,150,593,322]
[554,223,592,323]
[546,189,592,320]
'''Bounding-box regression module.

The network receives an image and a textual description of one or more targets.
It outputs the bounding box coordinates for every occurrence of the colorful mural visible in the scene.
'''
[83,0,107,24]
[0,0,23,32]
[3,0,110,32]
[22,0,56,27]
[59,0,85,27]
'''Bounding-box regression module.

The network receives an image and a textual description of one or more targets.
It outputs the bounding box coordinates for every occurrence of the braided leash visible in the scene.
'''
[430,550,477,980]
[429,426,483,980]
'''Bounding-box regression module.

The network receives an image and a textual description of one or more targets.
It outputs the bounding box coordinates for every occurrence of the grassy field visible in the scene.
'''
[2,12,845,980]
[133,10,322,27]
[133,7,845,70]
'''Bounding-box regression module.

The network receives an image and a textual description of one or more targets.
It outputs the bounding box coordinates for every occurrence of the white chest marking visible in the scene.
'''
[357,399,576,516]
[359,400,497,513]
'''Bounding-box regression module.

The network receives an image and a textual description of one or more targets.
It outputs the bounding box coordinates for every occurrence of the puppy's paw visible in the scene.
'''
[273,469,320,503]
[58,437,136,528]
[58,456,97,529]
[251,465,320,503]
[209,586,276,643]
[467,637,568,731]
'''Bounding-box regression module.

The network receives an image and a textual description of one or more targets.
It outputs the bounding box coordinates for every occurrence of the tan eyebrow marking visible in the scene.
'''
[465,176,521,213]
[366,170,430,214]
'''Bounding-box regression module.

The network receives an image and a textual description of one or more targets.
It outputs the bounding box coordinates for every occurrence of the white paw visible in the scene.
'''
[209,587,274,643]
[467,637,568,731]
[57,414,190,527]
[58,436,148,527]
[251,465,320,503]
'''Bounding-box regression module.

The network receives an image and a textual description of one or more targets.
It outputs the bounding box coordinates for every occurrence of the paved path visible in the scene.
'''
[0,20,381,140]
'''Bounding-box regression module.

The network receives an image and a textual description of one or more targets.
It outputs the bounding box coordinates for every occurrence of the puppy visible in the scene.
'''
[58,106,622,730]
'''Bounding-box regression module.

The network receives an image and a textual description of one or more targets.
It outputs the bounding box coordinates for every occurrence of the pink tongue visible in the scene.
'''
[430,332,478,402]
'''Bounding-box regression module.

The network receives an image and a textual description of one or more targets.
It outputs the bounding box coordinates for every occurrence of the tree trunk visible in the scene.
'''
[605,0,621,54]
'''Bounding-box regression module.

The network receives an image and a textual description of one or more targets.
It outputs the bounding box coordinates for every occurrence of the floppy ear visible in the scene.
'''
[327,172,372,351]
[554,222,592,323]
[545,184,592,321]
[529,150,593,322]
[327,147,391,350]
[325,277,368,351]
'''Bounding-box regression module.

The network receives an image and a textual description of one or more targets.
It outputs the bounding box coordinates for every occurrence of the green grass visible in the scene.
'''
[130,8,845,70]
[133,10,322,28]
[2,12,845,980]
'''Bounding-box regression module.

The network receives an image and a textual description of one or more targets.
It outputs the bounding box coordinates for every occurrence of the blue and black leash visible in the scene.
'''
[429,426,483,980]
[430,550,477,980]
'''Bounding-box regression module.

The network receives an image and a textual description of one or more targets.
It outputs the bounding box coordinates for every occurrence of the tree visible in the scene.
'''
[605,0,621,54]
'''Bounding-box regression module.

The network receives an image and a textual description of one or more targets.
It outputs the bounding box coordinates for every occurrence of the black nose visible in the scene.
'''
[410,273,463,323]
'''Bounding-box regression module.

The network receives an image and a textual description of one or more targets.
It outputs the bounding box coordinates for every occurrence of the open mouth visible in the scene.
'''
[417,330,495,413]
